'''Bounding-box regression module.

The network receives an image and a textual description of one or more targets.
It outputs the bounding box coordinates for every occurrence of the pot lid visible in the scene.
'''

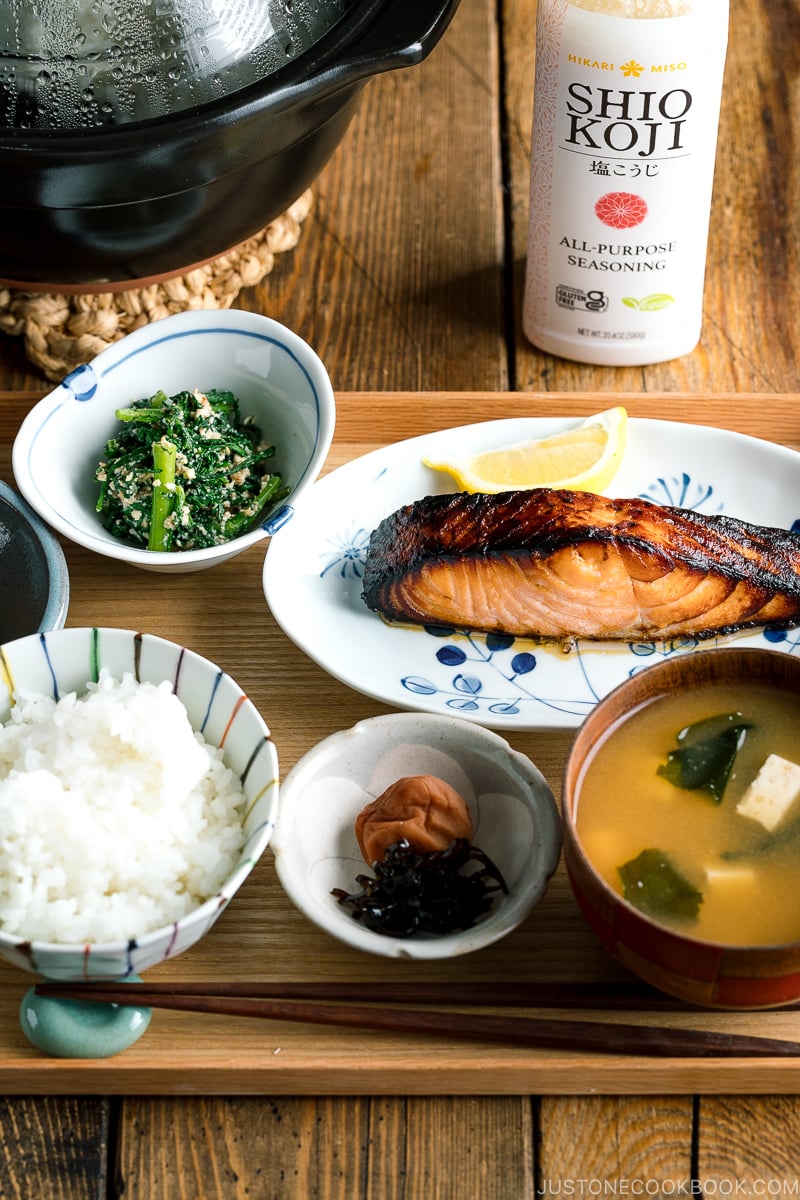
[0,0,353,129]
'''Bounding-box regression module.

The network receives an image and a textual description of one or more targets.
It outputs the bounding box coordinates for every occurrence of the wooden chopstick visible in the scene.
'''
[38,979,664,1008]
[33,982,800,1058]
[33,978,800,1011]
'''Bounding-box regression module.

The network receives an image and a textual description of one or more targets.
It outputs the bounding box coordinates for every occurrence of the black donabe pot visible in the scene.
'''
[0,0,461,290]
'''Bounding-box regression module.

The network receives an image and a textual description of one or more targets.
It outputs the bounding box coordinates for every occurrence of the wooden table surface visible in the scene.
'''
[2,0,800,1194]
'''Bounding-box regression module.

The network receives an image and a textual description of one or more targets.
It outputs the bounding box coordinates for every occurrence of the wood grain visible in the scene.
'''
[0,1096,110,1199]
[0,0,798,1190]
[241,0,508,396]
[538,1096,694,1184]
[697,1096,800,1184]
[117,1096,534,1200]
[1,389,800,1099]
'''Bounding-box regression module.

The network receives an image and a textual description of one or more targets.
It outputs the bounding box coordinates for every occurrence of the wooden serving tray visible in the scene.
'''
[1,391,799,1096]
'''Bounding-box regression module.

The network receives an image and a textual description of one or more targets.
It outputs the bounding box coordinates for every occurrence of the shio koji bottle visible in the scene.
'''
[523,0,729,366]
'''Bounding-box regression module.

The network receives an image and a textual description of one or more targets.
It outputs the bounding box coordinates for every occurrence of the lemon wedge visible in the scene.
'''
[422,406,628,494]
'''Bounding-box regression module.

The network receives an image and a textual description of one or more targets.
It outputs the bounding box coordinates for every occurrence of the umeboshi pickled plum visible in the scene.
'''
[355,774,474,866]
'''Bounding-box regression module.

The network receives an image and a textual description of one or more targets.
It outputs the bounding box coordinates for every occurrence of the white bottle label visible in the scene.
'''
[523,0,728,366]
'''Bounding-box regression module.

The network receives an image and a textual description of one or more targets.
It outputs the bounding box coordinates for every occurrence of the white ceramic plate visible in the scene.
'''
[262,417,800,731]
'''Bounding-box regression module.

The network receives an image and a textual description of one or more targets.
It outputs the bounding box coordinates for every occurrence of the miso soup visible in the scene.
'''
[575,678,800,945]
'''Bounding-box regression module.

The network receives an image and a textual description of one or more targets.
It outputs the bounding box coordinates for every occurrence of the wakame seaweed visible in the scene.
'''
[95,388,287,551]
[618,848,703,922]
[657,712,752,803]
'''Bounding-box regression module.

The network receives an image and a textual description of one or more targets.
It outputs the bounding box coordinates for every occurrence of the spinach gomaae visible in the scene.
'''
[657,712,751,803]
[618,848,703,922]
[95,388,287,552]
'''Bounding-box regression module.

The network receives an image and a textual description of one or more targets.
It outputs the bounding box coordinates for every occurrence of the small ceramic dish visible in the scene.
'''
[12,309,335,573]
[271,712,561,959]
[0,481,69,640]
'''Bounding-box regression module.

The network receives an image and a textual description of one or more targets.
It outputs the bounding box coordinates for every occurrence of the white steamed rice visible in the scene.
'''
[0,670,247,945]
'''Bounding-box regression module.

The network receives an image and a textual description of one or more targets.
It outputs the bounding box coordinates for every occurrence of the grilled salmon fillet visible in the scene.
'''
[361,489,800,641]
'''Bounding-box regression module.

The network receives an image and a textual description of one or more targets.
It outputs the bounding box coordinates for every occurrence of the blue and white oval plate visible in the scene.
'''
[262,416,800,731]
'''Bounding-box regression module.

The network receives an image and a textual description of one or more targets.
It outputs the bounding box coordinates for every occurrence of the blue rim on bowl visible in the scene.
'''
[11,309,335,573]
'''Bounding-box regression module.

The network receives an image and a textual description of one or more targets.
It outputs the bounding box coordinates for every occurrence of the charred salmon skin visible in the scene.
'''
[361,488,800,641]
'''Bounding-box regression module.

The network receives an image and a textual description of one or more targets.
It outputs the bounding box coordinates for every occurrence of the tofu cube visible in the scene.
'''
[736,754,800,832]
[704,863,756,889]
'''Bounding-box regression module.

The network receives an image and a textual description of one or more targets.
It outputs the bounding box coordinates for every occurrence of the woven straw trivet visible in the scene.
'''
[0,189,313,383]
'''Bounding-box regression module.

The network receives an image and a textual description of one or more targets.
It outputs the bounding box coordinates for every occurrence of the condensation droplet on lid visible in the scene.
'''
[0,0,354,128]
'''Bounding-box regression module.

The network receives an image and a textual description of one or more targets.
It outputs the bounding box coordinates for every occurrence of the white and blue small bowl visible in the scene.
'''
[0,481,69,640]
[272,712,562,960]
[11,309,335,573]
[0,626,279,982]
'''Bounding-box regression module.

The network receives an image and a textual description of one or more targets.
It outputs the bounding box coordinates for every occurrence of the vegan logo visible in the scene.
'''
[622,294,675,311]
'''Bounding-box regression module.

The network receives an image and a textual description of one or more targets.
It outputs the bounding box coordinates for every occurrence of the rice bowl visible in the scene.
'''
[0,627,279,980]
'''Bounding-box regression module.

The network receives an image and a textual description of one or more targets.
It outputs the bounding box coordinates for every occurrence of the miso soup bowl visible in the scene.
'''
[562,646,800,1010]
